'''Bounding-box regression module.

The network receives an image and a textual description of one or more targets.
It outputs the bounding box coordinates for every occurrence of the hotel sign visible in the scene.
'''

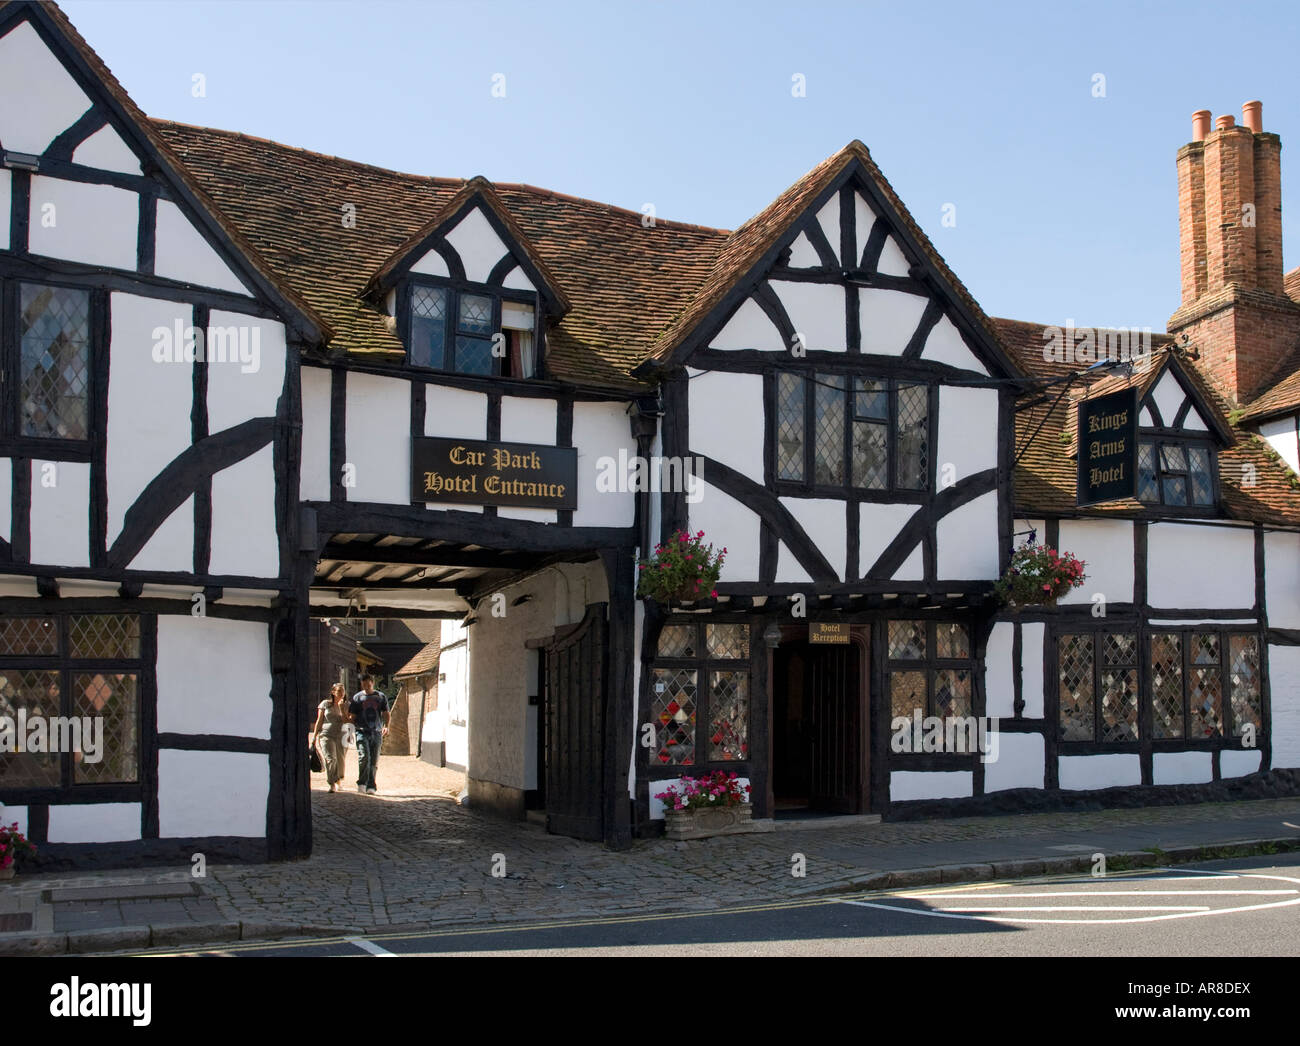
[809,622,850,645]
[412,437,578,510]
[1076,388,1138,507]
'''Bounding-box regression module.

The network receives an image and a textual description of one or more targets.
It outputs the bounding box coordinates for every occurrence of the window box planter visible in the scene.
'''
[663,802,756,840]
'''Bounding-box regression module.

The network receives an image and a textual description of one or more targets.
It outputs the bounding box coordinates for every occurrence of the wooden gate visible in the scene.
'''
[808,643,860,813]
[543,603,607,841]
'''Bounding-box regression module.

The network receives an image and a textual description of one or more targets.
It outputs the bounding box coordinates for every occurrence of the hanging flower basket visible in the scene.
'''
[994,543,1086,608]
[0,821,37,881]
[655,772,755,840]
[637,530,727,607]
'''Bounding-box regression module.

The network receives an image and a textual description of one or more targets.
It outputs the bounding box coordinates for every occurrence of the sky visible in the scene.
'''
[59,0,1300,331]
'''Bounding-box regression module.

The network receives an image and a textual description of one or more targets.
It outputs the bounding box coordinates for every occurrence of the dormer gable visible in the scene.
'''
[1136,352,1234,445]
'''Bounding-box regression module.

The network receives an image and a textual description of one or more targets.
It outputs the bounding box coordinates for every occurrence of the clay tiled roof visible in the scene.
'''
[995,318,1300,527]
[394,641,439,680]
[153,122,727,392]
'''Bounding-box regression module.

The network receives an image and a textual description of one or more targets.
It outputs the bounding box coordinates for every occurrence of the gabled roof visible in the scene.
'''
[394,640,439,680]
[0,0,328,343]
[362,176,571,318]
[638,140,1022,380]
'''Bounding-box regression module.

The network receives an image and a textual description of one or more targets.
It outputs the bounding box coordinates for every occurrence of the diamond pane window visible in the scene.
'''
[936,623,971,659]
[1059,635,1094,741]
[1138,438,1216,510]
[1162,475,1187,506]
[455,335,494,375]
[705,624,749,660]
[895,383,928,488]
[854,379,889,421]
[1192,633,1220,665]
[0,670,62,788]
[776,372,805,481]
[1229,635,1261,737]
[73,672,138,784]
[813,373,845,486]
[888,620,926,660]
[20,283,90,441]
[0,617,58,656]
[651,668,697,765]
[1138,443,1159,501]
[851,419,887,489]
[1100,668,1139,742]
[458,293,493,334]
[709,670,749,760]
[1189,666,1222,737]
[1150,633,1184,738]
[69,615,141,660]
[1160,444,1187,471]
[933,669,971,719]
[409,286,448,369]
[890,670,926,720]
[1188,447,1214,505]
[657,624,696,658]
[1102,633,1136,666]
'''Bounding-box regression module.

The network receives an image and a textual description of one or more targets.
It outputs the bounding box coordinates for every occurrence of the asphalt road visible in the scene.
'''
[136,853,1300,958]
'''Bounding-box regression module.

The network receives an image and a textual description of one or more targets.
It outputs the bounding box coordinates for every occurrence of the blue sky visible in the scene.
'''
[61,0,1300,330]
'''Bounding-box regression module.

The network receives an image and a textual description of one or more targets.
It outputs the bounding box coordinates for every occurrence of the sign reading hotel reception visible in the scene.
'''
[1076,388,1138,507]
[412,437,578,510]
[809,622,850,644]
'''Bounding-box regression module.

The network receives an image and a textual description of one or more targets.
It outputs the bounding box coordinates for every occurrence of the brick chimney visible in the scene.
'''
[1170,101,1300,404]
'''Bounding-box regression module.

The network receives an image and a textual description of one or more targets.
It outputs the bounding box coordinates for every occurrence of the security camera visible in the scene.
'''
[357,594,368,612]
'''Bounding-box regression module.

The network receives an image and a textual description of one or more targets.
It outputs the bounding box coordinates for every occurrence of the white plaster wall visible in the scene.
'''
[444,207,508,284]
[984,732,1045,793]
[689,369,763,477]
[345,371,410,504]
[1150,370,1185,425]
[0,170,11,250]
[780,497,847,581]
[47,803,141,844]
[72,124,141,175]
[107,294,194,544]
[156,616,272,737]
[299,365,332,502]
[853,192,876,255]
[409,247,450,278]
[129,497,193,573]
[984,621,1015,717]
[154,199,249,295]
[28,459,89,567]
[688,482,759,584]
[0,21,92,154]
[1222,749,1264,778]
[0,458,10,542]
[210,445,279,578]
[859,502,916,577]
[206,312,286,432]
[890,770,972,801]
[1058,754,1141,790]
[859,289,929,356]
[1147,523,1255,609]
[572,401,635,528]
[0,805,26,835]
[771,280,846,352]
[876,235,911,278]
[424,384,488,439]
[158,750,268,837]
[502,265,536,292]
[1152,751,1213,785]
[439,623,470,770]
[1140,405,1157,427]
[814,195,839,260]
[710,297,785,352]
[893,544,923,581]
[1021,622,1045,718]
[1056,519,1134,606]
[937,386,998,485]
[1259,417,1299,475]
[28,176,137,271]
[776,542,813,584]
[1015,519,1047,550]
[786,231,821,268]
[1266,532,1300,629]
[1268,644,1300,770]
[499,395,556,445]
[936,491,999,580]
[921,315,987,374]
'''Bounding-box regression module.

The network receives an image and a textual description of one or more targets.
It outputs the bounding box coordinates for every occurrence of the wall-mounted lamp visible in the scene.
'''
[762,622,782,649]
[2,151,39,172]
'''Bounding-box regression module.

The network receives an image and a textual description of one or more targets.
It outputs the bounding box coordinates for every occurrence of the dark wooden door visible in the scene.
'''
[543,604,606,841]
[808,644,859,813]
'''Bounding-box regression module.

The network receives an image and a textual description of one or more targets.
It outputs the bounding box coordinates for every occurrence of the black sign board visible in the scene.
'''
[1076,388,1138,507]
[412,437,578,510]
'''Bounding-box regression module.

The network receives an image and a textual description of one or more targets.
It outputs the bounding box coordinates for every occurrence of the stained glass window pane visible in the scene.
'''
[1102,633,1136,666]
[1228,634,1261,737]
[851,420,887,489]
[934,669,972,719]
[69,615,140,660]
[709,670,749,761]
[936,623,971,659]
[895,383,927,488]
[0,670,62,788]
[651,668,696,765]
[888,620,926,660]
[20,283,90,440]
[854,378,888,420]
[1150,633,1184,739]
[1138,442,1158,502]
[657,624,696,658]
[1192,633,1220,665]
[1189,666,1222,738]
[1100,668,1139,742]
[890,670,926,720]
[777,372,805,481]
[706,624,749,660]
[454,335,494,375]
[813,374,845,486]
[73,672,138,784]
[0,617,58,655]
[1188,446,1214,505]
[458,293,493,334]
[1059,634,1094,741]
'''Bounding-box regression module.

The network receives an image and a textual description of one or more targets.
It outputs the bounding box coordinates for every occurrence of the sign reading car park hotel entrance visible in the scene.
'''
[1076,388,1138,507]
[412,437,579,509]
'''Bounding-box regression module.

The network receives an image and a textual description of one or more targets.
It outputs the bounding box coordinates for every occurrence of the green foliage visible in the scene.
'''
[993,543,1087,606]
[637,530,726,605]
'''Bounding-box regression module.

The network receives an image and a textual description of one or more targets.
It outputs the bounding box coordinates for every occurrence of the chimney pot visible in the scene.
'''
[1216,114,1236,131]
[1242,100,1263,132]
[1192,109,1212,140]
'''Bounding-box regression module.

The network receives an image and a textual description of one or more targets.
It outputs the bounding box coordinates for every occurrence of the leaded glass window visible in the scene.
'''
[648,621,749,767]
[19,282,91,442]
[405,281,537,377]
[1057,631,1139,743]
[410,285,448,368]
[776,372,804,481]
[813,373,845,485]
[887,619,974,722]
[1228,635,1261,738]
[1137,440,1215,508]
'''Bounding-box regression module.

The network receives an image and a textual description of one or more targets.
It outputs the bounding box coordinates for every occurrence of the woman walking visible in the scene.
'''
[310,683,348,792]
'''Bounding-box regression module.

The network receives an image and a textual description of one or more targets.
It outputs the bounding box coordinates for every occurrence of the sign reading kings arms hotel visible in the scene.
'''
[1076,388,1138,507]
[412,437,579,510]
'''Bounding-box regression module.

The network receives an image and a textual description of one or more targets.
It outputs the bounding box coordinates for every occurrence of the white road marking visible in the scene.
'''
[346,936,396,957]
[897,889,1295,899]
[941,905,1210,912]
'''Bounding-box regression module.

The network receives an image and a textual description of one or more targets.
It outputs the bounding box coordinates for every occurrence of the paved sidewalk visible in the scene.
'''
[3,755,1299,954]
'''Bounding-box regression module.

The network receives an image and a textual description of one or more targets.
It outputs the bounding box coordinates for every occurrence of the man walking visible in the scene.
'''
[347,674,390,794]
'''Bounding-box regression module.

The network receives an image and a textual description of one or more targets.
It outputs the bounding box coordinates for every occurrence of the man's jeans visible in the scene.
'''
[357,729,382,790]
